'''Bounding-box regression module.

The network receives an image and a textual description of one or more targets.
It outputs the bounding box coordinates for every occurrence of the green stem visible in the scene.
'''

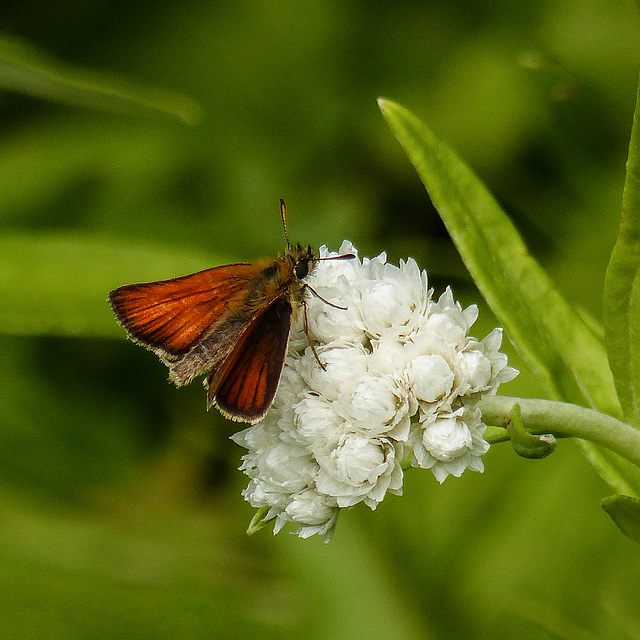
[479,396,640,468]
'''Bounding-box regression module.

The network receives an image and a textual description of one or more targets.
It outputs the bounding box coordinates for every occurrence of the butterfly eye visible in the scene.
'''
[294,260,309,280]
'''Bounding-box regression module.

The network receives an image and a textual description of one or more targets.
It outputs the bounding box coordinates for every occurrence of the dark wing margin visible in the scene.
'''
[208,298,293,423]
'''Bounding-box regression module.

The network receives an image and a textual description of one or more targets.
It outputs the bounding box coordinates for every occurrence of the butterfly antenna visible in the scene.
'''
[279,198,291,249]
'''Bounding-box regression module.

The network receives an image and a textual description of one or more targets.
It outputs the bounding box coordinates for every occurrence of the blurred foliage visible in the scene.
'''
[0,0,639,638]
[0,32,201,123]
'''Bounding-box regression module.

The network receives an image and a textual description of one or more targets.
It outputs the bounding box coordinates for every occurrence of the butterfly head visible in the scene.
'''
[290,243,316,281]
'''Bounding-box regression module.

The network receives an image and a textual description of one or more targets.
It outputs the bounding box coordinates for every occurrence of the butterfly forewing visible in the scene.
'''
[209,298,293,423]
[109,264,260,356]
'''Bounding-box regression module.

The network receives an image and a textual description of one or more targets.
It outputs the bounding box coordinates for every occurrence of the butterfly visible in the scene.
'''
[108,200,353,424]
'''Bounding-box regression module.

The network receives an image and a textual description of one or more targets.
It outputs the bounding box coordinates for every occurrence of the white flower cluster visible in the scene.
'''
[232,241,518,541]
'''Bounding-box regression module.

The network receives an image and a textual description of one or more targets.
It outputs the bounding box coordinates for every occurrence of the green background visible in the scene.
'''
[1,1,639,638]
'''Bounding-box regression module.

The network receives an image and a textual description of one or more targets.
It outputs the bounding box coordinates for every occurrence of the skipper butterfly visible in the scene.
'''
[109,200,352,423]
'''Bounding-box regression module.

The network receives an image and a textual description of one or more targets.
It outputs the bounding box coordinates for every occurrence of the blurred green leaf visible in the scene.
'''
[378,98,640,497]
[0,33,201,124]
[0,492,295,640]
[0,233,219,337]
[604,73,640,428]
[601,494,640,543]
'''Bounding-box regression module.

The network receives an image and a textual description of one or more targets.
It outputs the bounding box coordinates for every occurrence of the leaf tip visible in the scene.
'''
[601,494,640,543]
[377,96,396,110]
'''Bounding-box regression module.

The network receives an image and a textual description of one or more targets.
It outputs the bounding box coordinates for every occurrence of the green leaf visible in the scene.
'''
[378,98,620,418]
[601,494,640,543]
[378,98,640,496]
[604,73,640,428]
[0,33,201,124]
[0,233,218,338]
[505,403,557,459]
[246,506,272,535]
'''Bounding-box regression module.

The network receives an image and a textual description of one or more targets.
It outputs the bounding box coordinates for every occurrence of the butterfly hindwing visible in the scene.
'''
[208,298,293,423]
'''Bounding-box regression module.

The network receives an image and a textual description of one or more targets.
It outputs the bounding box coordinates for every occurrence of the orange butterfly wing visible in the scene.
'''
[207,298,293,423]
[109,263,268,385]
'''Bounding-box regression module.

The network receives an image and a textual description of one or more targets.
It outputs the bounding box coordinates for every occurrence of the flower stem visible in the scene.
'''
[479,396,640,468]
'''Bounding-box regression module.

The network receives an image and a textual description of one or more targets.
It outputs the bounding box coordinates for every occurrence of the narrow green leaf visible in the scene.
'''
[604,73,640,427]
[378,98,620,418]
[0,34,201,124]
[601,494,640,543]
[0,233,218,338]
[246,506,271,535]
[378,98,639,496]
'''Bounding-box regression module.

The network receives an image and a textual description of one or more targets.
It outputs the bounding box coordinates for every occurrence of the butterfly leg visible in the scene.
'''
[302,297,326,370]
[300,284,349,371]
[303,283,348,311]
